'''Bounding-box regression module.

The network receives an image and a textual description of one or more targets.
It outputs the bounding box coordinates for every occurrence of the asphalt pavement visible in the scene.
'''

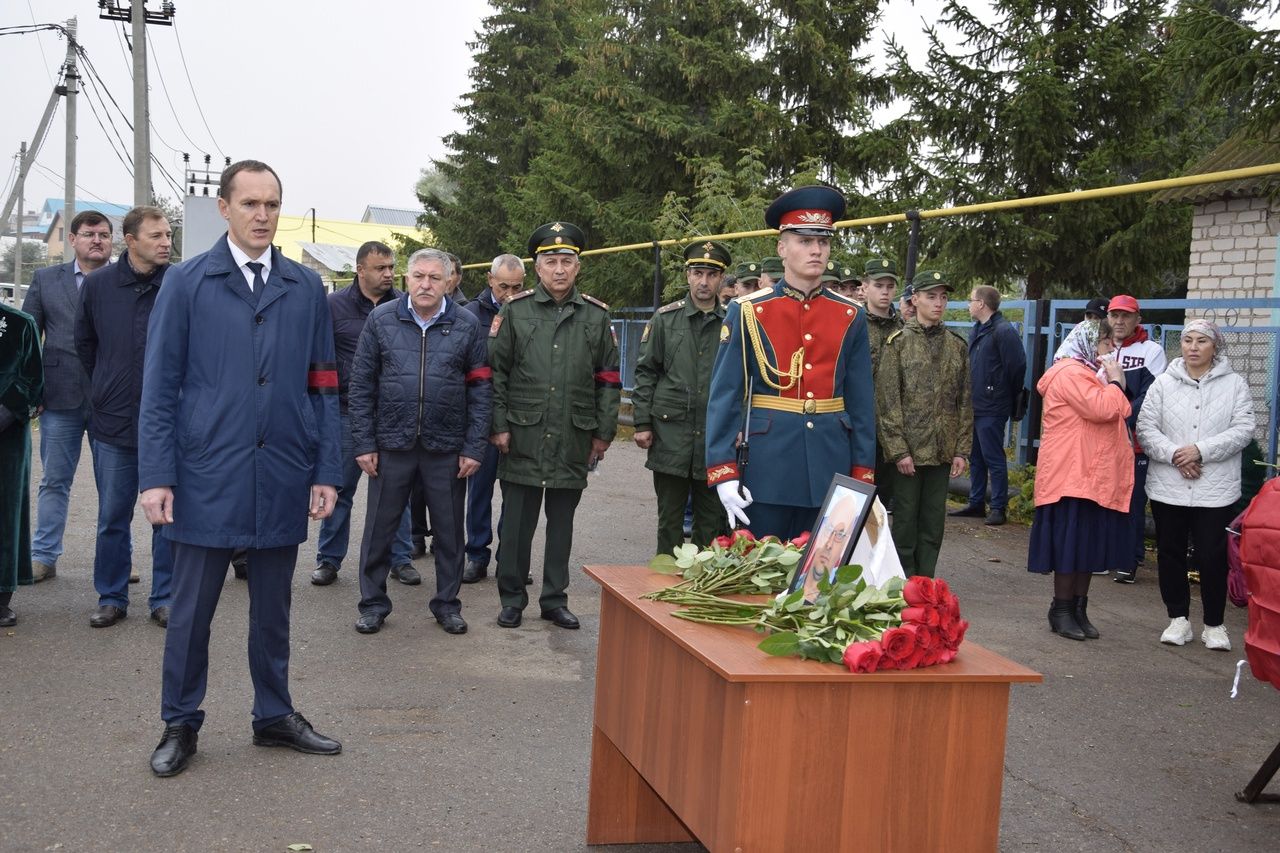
[2,438,1278,852]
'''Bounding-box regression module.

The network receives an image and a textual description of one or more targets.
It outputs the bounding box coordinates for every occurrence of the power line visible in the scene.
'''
[31,160,116,206]
[145,27,210,157]
[171,22,225,159]
[76,58,136,175]
[24,0,53,87]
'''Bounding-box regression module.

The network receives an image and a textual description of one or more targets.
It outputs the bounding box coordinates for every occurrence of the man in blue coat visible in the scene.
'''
[704,186,876,540]
[138,161,343,777]
[950,285,1026,526]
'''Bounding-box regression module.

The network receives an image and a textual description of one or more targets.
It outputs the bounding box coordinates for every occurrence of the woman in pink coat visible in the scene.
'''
[1029,320,1133,640]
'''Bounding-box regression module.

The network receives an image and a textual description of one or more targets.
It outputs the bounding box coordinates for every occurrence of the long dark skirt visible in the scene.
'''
[0,422,33,592]
[1027,496,1129,575]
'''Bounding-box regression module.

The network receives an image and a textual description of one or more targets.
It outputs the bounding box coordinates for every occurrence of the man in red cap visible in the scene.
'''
[1107,294,1166,583]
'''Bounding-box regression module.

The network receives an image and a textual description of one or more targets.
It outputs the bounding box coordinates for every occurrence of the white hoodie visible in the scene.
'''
[1136,356,1255,508]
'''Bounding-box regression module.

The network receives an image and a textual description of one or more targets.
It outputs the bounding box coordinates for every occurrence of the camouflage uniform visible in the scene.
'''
[876,314,972,577]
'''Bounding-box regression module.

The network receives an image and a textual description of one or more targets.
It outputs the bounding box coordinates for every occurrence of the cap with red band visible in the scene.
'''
[764,185,847,237]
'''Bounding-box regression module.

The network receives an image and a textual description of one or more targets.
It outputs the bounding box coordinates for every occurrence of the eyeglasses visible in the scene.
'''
[75,231,112,242]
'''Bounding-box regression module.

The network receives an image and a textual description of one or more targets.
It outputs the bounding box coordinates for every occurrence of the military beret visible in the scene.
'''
[760,256,783,277]
[764,185,847,236]
[820,261,841,284]
[863,257,899,283]
[527,221,586,257]
[911,269,952,292]
[736,261,761,282]
[684,240,732,271]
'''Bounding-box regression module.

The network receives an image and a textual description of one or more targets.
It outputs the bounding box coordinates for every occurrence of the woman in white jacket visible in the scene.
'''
[1136,320,1255,650]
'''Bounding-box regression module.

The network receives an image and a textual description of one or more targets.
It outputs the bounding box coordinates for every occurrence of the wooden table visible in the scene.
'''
[585,565,1043,853]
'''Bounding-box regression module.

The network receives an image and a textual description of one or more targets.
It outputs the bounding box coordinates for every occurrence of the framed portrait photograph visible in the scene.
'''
[790,474,878,601]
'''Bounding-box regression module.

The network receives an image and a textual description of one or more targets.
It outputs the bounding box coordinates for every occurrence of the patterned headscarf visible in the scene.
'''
[1183,318,1226,361]
[1054,319,1104,369]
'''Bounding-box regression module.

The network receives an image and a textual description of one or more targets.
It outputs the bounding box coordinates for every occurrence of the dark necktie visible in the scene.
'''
[246,261,265,293]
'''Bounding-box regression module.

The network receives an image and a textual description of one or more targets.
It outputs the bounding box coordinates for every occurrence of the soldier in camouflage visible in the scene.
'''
[875,269,972,577]
[862,257,905,500]
[487,221,621,630]
[632,241,731,555]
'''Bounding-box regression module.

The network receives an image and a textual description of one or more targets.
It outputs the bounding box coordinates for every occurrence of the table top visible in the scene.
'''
[586,564,1043,685]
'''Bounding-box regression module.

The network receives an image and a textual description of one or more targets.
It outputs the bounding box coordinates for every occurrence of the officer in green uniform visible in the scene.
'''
[759,256,783,289]
[875,270,972,578]
[734,261,761,297]
[632,241,731,555]
[488,221,621,629]
[864,257,905,500]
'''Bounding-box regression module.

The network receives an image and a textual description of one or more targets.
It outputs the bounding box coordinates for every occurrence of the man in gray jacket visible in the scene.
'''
[21,211,112,582]
[348,248,492,636]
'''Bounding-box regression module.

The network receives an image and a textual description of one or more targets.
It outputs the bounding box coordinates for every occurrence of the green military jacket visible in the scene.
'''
[489,281,621,489]
[631,296,725,479]
[875,319,973,466]
[865,308,904,378]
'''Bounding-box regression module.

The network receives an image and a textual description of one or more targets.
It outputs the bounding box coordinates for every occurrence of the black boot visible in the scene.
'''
[1073,595,1099,639]
[1048,598,1086,641]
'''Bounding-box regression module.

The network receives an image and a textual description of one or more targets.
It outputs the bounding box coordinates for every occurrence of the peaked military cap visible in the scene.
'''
[760,256,784,277]
[839,263,859,284]
[527,221,586,257]
[820,261,841,284]
[911,269,952,292]
[736,261,761,283]
[684,240,731,271]
[864,257,899,283]
[764,185,847,236]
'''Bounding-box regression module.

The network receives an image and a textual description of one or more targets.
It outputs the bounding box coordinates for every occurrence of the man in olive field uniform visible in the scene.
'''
[632,241,731,556]
[863,257,904,501]
[734,261,761,298]
[875,270,972,578]
[758,256,783,289]
[487,221,621,630]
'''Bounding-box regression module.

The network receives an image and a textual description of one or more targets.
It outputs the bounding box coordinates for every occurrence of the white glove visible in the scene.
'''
[716,481,753,529]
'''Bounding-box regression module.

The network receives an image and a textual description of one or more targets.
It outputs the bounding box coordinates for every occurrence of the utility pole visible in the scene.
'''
[63,18,78,257]
[15,142,26,286]
[99,1,176,206]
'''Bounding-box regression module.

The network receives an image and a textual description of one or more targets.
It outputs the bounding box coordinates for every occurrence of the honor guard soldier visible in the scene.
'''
[632,241,731,555]
[876,270,972,577]
[488,221,621,630]
[705,186,877,540]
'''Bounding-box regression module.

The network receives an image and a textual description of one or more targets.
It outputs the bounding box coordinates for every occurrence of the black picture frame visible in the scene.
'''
[789,474,878,601]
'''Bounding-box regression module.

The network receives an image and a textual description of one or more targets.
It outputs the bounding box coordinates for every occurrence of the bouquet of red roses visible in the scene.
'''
[839,576,968,673]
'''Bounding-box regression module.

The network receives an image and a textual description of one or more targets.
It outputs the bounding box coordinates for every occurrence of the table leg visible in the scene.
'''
[586,725,696,845]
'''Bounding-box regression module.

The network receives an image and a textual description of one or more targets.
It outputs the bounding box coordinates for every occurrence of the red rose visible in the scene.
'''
[903,606,941,627]
[842,640,883,673]
[938,647,957,665]
[934,578,952,600]
[788,530,812,548]
[921,644,944,667]
[901,646,928,669]
[733,528,756,542]
[713,535,733,549]
[915,625,938,651]
[880,625,917,662]
[903,576,938,606]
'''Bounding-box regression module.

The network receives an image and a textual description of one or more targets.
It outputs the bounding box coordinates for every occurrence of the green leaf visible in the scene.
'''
[833,564,864,585]
[776,550,802,566]
[677,543,700,560]
[757,631,802,656]
[648,554,681,574]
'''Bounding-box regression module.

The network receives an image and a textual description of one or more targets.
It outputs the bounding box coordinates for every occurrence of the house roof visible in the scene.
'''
[38,198,131,223]
[1151,132,1280,205]
[269,213,427,267]
[361,205,423,227]
[299,242,358,273]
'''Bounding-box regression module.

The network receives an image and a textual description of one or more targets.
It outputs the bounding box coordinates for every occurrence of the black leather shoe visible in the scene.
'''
[150,606,171,628]
[355,613,384,634]
[90,605,127,628]
[541,606,580,629]
[252,712,341,755]
[151,723,197,777]
[462,560,487,583]
[310,563,338,586]
[438,613,468,634]
[410,538,427,558]
[390,564,422,585]
[0,605,16,627]
[497,606,523,628]
[948,504,986,518]
[984,509,1007,526]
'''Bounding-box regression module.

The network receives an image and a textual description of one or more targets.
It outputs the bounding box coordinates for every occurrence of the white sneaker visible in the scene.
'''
[1161,617,1194,646]
[1202,624,1231,651]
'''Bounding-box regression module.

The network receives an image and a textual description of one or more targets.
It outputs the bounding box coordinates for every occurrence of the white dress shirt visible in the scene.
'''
[226,237,272,291]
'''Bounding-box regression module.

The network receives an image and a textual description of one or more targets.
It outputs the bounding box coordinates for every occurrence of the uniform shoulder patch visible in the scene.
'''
[508,289,535,302]
[488,315,504,338]
[582,293,610,310]
[657,299,685,314]
[885,330,904,346]
[825,290,859,307]
[733,286,773,305]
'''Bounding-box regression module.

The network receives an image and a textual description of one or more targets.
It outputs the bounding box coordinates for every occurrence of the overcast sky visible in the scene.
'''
[2,0,971,223]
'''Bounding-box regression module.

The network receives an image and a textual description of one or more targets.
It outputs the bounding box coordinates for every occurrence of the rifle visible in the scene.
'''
[736,377,753,498]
